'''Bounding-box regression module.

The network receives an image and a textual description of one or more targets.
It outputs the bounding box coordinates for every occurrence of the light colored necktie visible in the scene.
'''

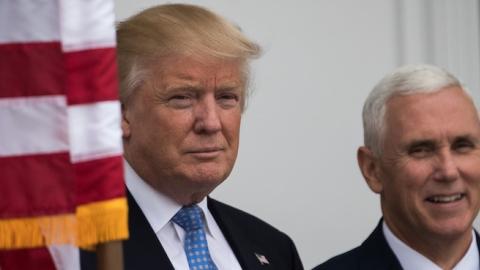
[172,205,218,270]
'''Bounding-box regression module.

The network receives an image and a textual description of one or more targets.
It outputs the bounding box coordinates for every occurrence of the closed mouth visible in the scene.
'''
[425,193,465,203]
[187,147,223,153]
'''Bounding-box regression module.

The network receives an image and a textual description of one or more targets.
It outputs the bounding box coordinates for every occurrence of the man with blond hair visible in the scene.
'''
[316,64,480,270]
[82,3,303,270]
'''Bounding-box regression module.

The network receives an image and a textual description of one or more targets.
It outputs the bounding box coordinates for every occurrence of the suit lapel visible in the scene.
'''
[207,198,273,269]
[358,219,403,270]
[124,190,174,270]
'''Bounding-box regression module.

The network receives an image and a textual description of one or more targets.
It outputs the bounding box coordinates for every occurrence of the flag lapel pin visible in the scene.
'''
[255,253,269,265]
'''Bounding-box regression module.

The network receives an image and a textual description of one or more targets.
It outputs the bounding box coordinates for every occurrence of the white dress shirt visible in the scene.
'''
[383,221,479,270]
[124,160,242,270]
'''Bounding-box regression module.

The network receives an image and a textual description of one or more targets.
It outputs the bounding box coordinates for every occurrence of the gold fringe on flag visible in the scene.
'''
[0,197,128,249]
[76,197,129,248]
[0,213,76,249]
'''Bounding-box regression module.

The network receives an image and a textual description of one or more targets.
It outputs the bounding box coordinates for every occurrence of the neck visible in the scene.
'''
[144,175,210,205]
[384,219,473,269]
[172,190,209,205]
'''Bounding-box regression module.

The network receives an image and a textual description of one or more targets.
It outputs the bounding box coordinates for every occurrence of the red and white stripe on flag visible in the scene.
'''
[0,0,128,266]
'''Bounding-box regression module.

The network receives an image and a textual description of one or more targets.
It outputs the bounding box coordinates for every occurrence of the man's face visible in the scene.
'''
[371,87,480,246]
[122,56,244,204]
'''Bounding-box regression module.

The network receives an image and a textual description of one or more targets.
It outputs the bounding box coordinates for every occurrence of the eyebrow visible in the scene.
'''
[405,139,437,149]
[165,84,201,91]
[404,134,480,148]
[454,134,480,144]
[163,80,202,92]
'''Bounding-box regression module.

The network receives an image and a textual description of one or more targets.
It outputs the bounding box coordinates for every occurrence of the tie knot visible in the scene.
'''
[172,205,205,231]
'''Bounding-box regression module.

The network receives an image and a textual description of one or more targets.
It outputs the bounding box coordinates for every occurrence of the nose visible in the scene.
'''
[193,96,221,134]
[432,149,460,182]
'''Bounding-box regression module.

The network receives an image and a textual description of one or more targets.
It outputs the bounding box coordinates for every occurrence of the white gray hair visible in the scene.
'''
[362,64,474,156]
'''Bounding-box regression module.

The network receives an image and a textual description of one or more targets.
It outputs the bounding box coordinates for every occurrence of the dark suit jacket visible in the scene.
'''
[82,191,303,270]
[313,219,480,270]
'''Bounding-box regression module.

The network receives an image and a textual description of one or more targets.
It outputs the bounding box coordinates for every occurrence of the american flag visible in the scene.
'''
[0,0,128,269]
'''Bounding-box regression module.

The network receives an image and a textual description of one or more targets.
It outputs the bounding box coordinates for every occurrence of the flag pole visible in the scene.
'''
[97,241,124,270]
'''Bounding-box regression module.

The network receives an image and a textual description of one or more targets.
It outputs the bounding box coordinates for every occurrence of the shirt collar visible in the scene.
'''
[383,221,479,270]
[454,231,479,270]
[124,159,221,239]
[124,159,181,233]
[199,199,222,240]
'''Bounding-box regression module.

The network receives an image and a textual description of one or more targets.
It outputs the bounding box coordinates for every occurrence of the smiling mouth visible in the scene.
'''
[426,193,465,203]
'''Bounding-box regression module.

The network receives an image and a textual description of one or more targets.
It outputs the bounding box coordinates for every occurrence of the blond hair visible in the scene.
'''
[116,4,261,107]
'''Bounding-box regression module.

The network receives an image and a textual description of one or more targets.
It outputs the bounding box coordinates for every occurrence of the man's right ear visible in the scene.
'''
[121,104,131,139]
[357,146,383,194]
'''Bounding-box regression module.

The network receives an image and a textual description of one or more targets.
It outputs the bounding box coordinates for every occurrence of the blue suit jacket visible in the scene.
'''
[82,190,303,270]
[314,219,480,270]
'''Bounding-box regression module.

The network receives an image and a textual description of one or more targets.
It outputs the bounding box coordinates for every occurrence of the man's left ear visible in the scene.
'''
[357,146,383,194]
[121,104,131,139]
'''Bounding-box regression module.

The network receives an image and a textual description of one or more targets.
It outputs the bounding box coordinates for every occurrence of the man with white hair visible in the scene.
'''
[315,64,480,270]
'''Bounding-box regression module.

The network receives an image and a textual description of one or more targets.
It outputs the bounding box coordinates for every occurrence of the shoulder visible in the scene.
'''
[208,198,303,269]
[314,220,402,270]
[208,198,290,241]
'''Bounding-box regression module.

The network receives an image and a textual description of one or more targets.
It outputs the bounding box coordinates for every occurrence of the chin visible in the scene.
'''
[188,169,228,186]
[194,163,232,180]
[195,173,227,185]
[427,216,473,239]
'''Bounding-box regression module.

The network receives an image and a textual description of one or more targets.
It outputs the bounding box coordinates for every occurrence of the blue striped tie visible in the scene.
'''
[172,205,218,270]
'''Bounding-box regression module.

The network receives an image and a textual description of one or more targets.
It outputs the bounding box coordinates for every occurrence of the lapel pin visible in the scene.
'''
[255,253,269,265]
